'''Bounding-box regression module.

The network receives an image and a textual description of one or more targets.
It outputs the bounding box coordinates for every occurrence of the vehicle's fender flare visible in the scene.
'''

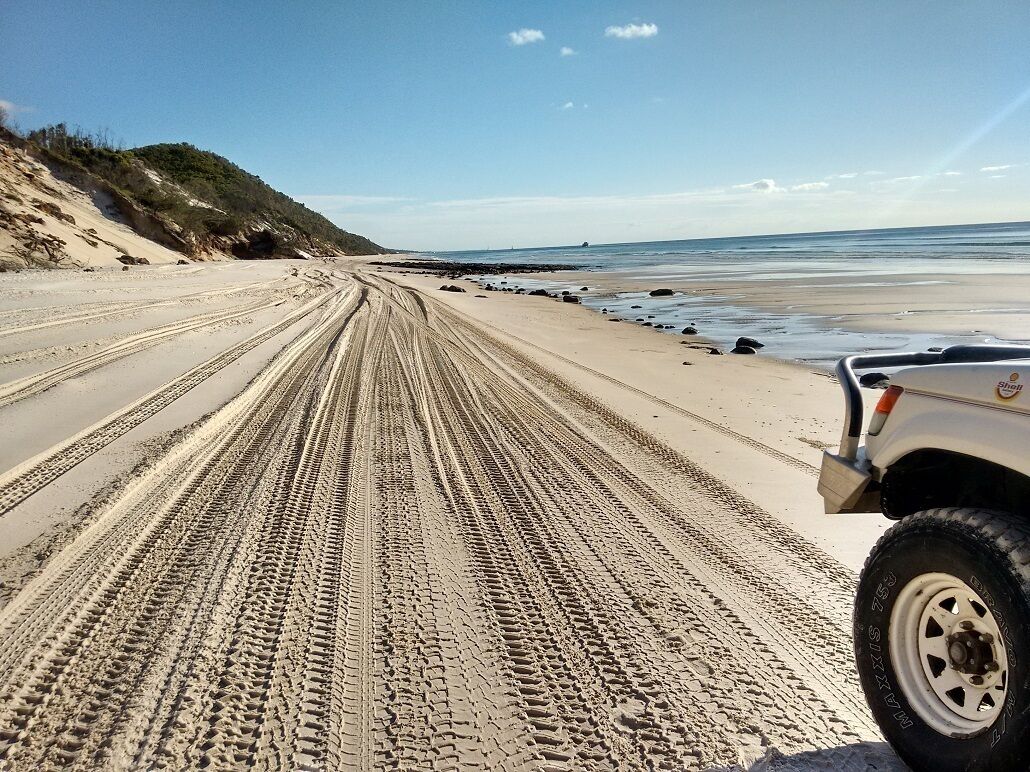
[871,394,1030,479]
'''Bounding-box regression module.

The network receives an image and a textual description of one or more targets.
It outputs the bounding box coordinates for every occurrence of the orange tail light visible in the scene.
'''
[869,384,904,435]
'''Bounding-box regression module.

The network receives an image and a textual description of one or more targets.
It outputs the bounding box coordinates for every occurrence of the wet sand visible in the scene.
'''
[469,267,1030,366]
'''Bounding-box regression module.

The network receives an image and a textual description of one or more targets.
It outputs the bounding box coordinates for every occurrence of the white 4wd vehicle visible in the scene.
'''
[819,344,1030,772]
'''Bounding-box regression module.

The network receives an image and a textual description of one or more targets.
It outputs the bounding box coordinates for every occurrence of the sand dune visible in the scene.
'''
[0,261,902,770]
[0,140,217,269]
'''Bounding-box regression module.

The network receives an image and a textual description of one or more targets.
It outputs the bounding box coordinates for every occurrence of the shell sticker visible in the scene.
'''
[996,372,1023,401]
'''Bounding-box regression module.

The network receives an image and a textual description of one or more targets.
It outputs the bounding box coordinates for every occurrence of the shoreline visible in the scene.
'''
[448,265,1030,367]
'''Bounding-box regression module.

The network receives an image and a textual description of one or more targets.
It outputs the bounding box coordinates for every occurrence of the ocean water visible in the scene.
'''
[431,221,1030,367]
[434,221,1030,279]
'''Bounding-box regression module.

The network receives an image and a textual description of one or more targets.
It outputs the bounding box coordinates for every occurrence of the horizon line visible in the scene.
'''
[428,218,1030,255]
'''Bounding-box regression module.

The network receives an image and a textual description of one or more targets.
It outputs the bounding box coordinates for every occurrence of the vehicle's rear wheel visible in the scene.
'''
[854,507,1030,772]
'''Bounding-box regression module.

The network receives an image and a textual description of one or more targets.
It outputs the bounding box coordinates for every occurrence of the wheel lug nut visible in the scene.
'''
[979,633,994,644]
[960,621,975,631]
[985,661,999,672]
[970,675,985,686]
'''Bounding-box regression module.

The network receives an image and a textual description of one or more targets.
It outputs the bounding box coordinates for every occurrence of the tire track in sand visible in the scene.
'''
[0,289,338,516]
[0,270,902,771]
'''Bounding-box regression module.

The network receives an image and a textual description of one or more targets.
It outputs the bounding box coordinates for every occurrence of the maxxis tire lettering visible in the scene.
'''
[866,571,914,730]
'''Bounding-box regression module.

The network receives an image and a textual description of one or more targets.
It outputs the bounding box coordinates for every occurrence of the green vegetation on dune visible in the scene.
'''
[19,124,386,257]
[131,143,383,254]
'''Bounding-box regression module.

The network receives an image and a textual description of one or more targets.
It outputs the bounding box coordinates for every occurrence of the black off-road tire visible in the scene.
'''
[855,507,1030,772]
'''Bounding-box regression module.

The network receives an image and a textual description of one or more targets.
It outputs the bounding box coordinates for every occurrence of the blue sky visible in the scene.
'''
[3,1,1030,250]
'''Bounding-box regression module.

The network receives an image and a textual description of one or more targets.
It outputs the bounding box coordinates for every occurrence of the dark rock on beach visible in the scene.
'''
[528,289,549,296]
[439,284,466,293]
[681,327,698,335]
[562,294,580,303]
[859,372,891,389]
[731,345,757,355]
[708,348,723,355]
[735,336,764,349]
[649,288,674,297]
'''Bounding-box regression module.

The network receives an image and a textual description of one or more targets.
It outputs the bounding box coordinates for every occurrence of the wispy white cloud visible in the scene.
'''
[0,99,34,114]
[885,175,922,183]
[980,164,1013,172]
[560,101,575,110]
[560,46,577,57]
[990,174,1007,179]
[733,179,785,193]
[941,170,963,176]
[508,28,545,46]
[826,172,858,180]
[791,181,830,192]
[863,170,885,176]
[605,22,658,39]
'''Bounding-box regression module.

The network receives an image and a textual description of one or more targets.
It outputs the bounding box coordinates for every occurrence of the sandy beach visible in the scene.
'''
[0,257,907,770]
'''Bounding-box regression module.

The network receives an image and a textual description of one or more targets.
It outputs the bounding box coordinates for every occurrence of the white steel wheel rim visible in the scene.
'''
[889,572,1008,737]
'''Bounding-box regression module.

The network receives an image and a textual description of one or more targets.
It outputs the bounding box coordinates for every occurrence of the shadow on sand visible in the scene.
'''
[704,741,910,771]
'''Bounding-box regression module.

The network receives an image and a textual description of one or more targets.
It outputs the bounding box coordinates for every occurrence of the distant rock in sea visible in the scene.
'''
[649,288,674,297]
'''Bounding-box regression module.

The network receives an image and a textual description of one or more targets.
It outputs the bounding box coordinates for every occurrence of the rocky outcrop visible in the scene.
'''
[230,230,278,259]
[372,260,577,276]
[649,288,675,297]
